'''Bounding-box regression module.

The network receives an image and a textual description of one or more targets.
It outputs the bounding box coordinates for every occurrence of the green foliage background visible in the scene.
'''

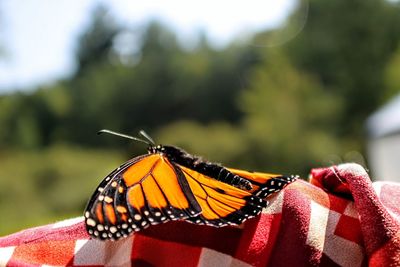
[1,0,400,235]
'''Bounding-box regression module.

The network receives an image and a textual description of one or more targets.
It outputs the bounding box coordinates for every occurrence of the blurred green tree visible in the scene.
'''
[240,49,342,174]
[155,50,343,176]
[61,15,261,146]
[1,0,399,158]
[285,0,400,139]
[74,5,121,76]
[384,45,400,101]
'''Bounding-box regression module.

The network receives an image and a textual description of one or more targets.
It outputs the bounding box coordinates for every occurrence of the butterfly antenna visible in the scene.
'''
[97,129,151,145]
[138,130,156,146]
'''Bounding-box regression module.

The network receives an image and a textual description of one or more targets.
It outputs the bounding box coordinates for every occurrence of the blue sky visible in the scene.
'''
[0,0,296,92]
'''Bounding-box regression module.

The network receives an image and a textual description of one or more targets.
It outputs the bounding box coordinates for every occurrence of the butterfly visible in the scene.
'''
[84,130,297,240]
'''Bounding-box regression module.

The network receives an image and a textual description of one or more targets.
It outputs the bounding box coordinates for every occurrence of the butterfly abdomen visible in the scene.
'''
[160,145,253,190]
[216,167,252,190]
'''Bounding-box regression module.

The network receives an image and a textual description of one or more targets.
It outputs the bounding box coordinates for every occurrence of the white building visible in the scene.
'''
[367,94,400,182]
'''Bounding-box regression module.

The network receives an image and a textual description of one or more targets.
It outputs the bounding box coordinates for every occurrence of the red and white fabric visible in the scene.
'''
[0,163,399,266]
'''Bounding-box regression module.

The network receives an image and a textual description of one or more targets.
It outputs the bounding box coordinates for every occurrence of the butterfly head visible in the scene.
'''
[148,145,187,163]
[148,145,165,154]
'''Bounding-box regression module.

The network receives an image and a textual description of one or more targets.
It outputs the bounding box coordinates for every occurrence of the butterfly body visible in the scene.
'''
[85,139,297,241]
[152,145,253,190]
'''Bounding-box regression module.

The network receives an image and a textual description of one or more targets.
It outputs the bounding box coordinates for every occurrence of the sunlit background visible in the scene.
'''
[1,0,400,235]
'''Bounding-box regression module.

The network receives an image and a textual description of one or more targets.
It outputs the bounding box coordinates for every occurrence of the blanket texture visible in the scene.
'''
[0,163,399,266]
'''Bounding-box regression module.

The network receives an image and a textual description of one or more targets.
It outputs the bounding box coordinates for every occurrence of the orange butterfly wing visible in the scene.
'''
[180,167,296,227]
[179,165,267,226]
[84,154,201,240]
[227,168,298,198]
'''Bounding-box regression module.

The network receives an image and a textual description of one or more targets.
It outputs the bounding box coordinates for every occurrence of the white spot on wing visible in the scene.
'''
[86,218,96,227]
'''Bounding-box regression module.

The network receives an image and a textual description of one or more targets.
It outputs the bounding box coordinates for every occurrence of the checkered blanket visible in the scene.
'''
[1,163,399,266]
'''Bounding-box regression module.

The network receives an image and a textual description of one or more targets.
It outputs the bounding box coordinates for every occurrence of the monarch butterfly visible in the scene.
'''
[84,130,297,240]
